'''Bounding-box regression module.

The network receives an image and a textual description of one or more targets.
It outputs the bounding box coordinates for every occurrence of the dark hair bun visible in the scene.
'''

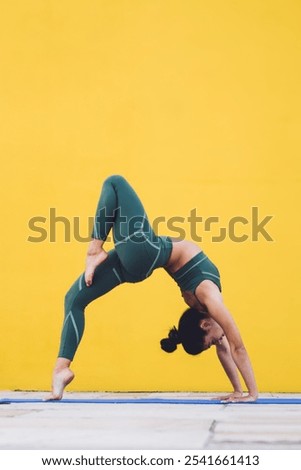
[160,327,180,353]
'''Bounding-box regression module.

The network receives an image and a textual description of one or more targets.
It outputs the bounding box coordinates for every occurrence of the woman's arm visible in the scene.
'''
[196,282,258,402]
[216,335,243,390]
[215,336,244,400]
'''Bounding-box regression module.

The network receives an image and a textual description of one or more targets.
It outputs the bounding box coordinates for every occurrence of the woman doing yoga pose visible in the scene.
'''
[47,175,258,403]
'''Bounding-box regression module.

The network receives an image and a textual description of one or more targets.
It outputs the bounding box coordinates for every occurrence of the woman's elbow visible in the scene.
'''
[231,343,246,356]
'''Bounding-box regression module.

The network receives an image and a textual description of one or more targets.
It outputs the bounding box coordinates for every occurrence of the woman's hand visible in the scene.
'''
[214,391,244,401]
[221,393,258,403]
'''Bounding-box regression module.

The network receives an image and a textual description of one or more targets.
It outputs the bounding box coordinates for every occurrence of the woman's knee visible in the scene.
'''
[104,174,127,187]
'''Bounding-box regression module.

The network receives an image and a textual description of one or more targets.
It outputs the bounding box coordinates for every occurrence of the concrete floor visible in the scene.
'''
[0,391,301,450]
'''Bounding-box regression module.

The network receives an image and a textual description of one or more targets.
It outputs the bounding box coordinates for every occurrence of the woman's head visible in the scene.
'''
[160,308,224,355]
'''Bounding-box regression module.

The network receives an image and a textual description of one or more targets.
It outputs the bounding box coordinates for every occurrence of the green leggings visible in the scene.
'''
[58,175,172,360]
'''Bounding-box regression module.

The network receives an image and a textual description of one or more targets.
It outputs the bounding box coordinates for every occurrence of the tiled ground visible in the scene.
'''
[0,392,301,450]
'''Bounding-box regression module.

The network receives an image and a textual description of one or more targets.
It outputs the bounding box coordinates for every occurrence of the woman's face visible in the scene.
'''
[200,319,225,350]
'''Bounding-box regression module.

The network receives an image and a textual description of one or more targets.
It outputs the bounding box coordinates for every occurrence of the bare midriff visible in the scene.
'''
[165,239,202,274]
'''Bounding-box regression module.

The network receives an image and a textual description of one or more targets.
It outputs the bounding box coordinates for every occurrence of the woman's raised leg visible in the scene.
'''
[85,174,151,286]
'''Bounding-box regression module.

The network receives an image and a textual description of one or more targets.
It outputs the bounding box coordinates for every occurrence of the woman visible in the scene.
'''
[47,175,258,402]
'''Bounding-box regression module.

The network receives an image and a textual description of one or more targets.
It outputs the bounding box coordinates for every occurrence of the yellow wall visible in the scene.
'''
[0,0,300,392]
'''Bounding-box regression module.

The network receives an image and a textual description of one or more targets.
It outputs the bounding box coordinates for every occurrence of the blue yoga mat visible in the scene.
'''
[1,397,301,405]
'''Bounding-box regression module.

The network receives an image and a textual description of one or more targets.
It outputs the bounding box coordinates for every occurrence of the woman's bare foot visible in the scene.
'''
[85,239,108,286]
[44,367,75,401]
[44,358,74,401]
